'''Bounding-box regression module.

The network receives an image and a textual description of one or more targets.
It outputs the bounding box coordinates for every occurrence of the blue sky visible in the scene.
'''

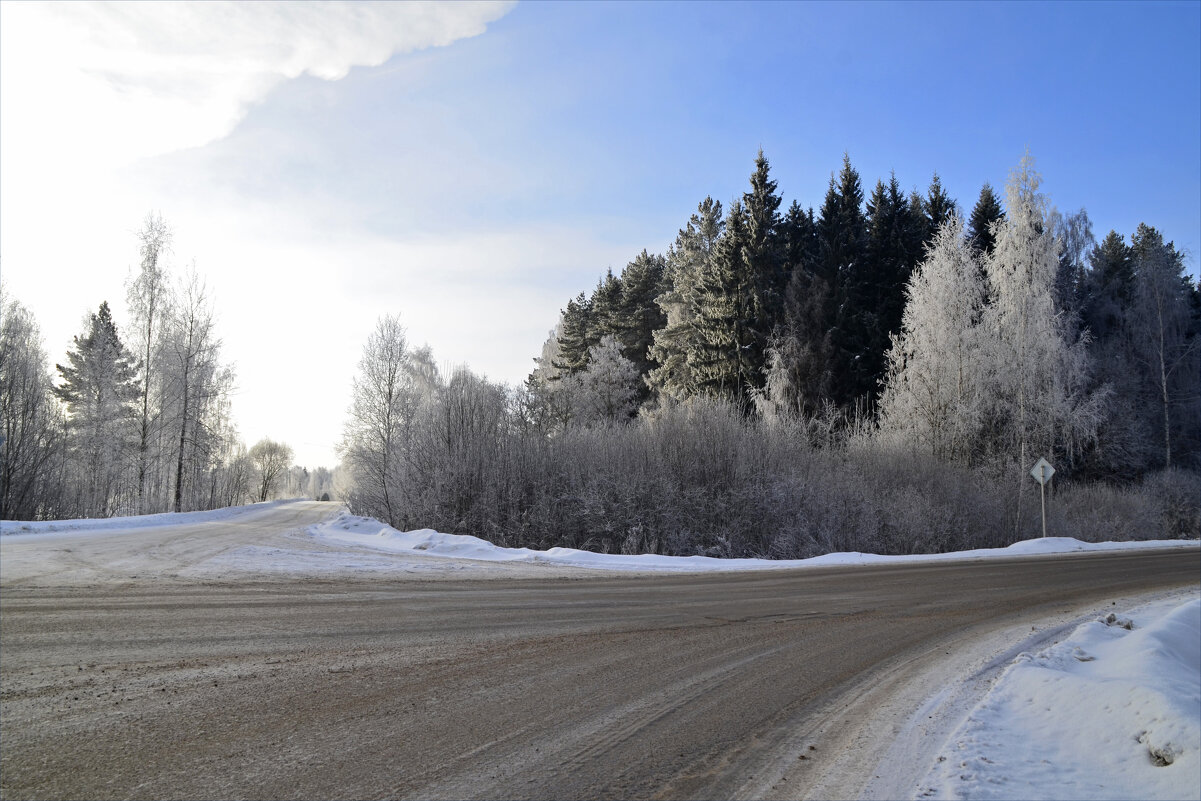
[2,1,1198,468]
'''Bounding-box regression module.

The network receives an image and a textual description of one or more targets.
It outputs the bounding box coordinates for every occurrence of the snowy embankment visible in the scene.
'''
[312,509,1198,572]
[0,499,300,538]
[919,593,1201,801]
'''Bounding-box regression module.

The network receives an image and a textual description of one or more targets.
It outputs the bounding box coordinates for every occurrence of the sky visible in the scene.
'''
[2,1,1199,469]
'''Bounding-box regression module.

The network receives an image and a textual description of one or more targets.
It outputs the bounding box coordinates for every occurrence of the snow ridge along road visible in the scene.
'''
[1,500,1198,799]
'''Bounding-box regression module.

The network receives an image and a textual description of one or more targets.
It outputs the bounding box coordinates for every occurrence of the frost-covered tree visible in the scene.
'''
[339,315,410,526]
[688,201,758,404]
[979,154,1105,483]
[612,249,667,395]
[525,321,575,433]
[125,212,173,511]
[878,217,986,460]
[1047,207,1095,324]
[553,292,594,376]
[338,316,441,526]
[578,335,640,423]
[161,269,232,513]
[249,438,294,502]
[55,301,140,516]
[0,287,66,519]
[648,196,723,402]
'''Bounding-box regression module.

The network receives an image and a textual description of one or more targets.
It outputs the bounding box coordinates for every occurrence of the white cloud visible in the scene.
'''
[0,1,513,174]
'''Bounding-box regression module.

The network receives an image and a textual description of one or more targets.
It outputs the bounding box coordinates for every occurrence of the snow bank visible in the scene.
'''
[919,594,1201,800]
[0,499,299,539]
[312,511,1198,572]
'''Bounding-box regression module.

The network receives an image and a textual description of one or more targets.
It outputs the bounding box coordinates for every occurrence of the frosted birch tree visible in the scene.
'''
[249,438,294,502]
[125,212,173,512]
[878,216,986,461]
[339,315,420,527]
[161,268,230,513]
[0,287,65,519]
[578,334,640,423]
[980,155,1106,533]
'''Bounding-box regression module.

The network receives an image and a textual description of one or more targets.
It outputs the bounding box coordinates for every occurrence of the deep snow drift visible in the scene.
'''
[918,594,1201,801]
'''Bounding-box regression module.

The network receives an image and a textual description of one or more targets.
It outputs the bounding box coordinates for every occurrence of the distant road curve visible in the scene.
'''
[2,501,1197,799]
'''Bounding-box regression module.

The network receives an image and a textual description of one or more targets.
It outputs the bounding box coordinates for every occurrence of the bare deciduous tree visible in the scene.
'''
[249,438,294,502]
[0,285,66,519]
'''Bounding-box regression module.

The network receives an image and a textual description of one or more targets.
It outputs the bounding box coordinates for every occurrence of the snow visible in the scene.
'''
[918,593,1201,801]
[0,499,299,540]
[312,510,1198,572]
[3,501,1199,797]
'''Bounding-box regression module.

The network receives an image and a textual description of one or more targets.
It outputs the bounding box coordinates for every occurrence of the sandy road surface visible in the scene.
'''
[1,502,1198,799]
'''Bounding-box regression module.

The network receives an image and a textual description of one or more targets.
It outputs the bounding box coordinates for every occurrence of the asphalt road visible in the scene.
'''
[1,503,1197,799]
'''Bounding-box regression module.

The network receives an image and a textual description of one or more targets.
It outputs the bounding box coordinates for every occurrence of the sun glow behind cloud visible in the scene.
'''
[1,1,525,468]
[1,1,513,170]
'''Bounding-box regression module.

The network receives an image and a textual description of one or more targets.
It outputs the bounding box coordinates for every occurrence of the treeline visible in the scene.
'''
[528,152,1199,477]
[0,215,330,520]
[340,152,1200,554]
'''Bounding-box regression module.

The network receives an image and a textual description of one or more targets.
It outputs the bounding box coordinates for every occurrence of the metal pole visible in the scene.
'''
[1040,477,1047,538]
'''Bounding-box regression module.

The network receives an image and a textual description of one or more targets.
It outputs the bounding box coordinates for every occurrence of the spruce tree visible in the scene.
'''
[831,174,926,404]
[819,154,868,406]
[742,150,785,338]
[923,173,957,244]
[554,292,594,375]
[647,197,723,402]
[967,183,1005,257]
[1081,230,1134,342]
[763,201,830,418]
[1077,230,1149,476]
[588,269,623,343]
[54,301,140,516]
[819,155,867,283]
[780,200,818,278]
[614,250,667,398]
[688,201,757,404]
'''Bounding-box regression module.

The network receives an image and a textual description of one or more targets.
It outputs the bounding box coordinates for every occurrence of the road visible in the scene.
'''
[2,502,1197,799]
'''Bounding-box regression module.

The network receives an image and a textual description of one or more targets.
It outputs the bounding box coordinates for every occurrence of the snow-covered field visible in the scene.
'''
[919,593,1201,801]
[311,509,1198,572]
[0,499,299,538]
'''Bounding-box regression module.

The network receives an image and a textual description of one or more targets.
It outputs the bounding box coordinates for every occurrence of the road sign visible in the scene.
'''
[1030,457,1054,538]
[1030,457,1055,486]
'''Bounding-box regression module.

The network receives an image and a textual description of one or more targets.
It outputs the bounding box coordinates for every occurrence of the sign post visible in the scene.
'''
[1030,457,1055,538]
